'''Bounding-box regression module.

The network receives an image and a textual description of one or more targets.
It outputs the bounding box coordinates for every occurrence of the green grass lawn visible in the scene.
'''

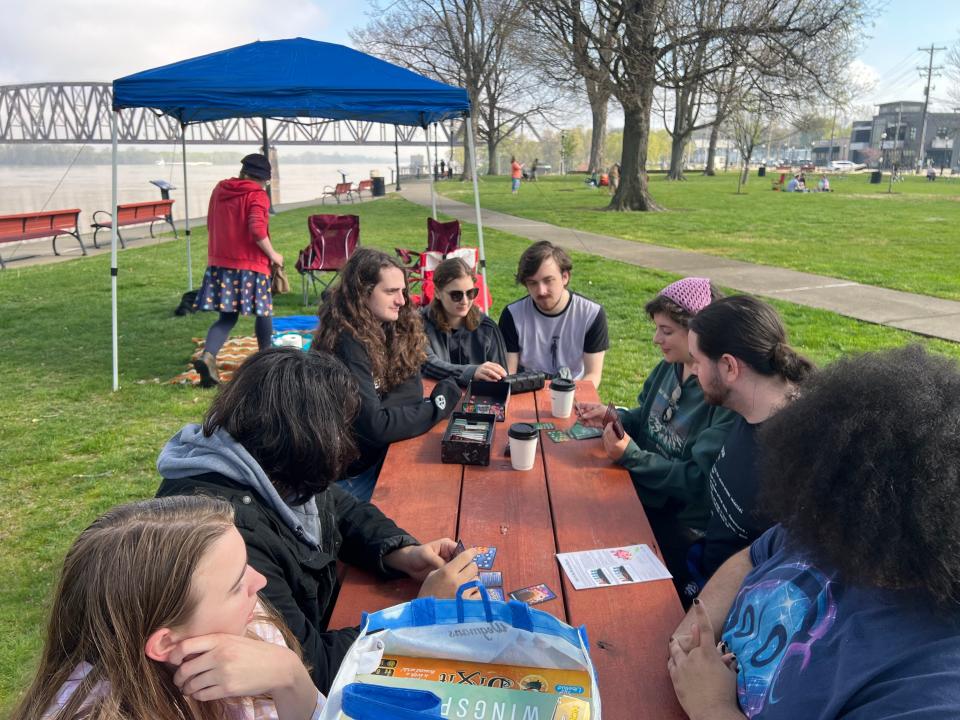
[439,172,960,300]
[2,193,959,711]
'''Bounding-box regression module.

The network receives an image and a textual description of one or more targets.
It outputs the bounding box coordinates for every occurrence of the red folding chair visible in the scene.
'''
[295,214,360,305]
[408,246,492,314]
[395,218,461,267]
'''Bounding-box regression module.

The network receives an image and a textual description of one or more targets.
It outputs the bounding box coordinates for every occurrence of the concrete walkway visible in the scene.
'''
[402,181,960,343]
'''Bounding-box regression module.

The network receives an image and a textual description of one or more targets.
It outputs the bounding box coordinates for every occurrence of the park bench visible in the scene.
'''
[0,208,85,269]
[355,179,374,197]
[90,199,177,249]
[320,182,355,204]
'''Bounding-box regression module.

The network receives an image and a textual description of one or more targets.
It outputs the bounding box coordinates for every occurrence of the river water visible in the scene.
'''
[0,160,403,225]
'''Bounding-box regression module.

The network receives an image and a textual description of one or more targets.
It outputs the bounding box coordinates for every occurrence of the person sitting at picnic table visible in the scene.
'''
[499,241,609,387]
[12,495,325,720]
[313,248,460,501]
[422,257,508,387]
[668,345,960,720]
[680,295,814,606]
[577,278,735,594]
[193,153,283,387]
[156,348,479,695]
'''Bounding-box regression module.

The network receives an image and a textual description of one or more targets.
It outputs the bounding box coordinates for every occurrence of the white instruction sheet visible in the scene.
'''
[556,544,672,590]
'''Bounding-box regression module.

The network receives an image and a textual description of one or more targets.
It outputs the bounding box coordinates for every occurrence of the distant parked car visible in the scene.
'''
[829,160,865,172]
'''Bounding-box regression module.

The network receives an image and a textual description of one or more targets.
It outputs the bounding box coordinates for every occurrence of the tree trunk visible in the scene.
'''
[738,144,753,190]
[586,78,609,174]
[667,133,688,180]
[704,122,720,175]
[609,101,663,211]
[486,135,499,175]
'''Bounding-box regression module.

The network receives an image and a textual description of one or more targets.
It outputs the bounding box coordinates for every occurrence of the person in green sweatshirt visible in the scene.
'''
[579,277,736,594]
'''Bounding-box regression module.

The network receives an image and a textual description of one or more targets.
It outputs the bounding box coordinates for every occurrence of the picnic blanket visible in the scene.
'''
[170,316,319,386]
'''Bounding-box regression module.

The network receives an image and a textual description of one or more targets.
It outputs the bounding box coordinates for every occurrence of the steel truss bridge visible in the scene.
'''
[0,82,465,146]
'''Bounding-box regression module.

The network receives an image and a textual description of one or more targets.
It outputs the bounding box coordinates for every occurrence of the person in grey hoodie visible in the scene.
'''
[156,347,479,694]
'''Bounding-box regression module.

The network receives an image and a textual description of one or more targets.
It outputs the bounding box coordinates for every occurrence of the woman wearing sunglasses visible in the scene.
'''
[578,277,736,599]
[422,258,508,386]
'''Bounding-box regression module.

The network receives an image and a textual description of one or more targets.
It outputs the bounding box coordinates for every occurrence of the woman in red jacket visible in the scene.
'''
[193,153,284,386]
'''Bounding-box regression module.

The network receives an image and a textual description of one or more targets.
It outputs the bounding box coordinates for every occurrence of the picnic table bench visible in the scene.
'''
[0,208,85,269]
[321,182,355,204]
[90,199,177,249]
[330,381,686,720]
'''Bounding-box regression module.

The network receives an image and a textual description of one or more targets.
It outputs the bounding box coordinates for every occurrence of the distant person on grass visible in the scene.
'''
[12,495,325,720]
[499,241,609,387]
[510,155,523,194]
[577,278,734,597]
[193,153,284,387]
[313,248,460,501]
[680,295,814,605]
[157,349,478,694]
[669,345,960,719]
[421,257,508,387]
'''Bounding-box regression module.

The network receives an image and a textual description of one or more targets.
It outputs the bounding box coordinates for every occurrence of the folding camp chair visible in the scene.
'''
[395,218,461,268]
[295,214,359,305]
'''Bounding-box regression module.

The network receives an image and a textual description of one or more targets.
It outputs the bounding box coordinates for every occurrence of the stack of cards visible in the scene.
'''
[448,418,492,444]
[546,422,602,443]
[456,541,504,600]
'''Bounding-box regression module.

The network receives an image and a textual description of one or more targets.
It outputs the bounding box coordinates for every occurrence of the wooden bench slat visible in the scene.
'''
[537,382,686,720]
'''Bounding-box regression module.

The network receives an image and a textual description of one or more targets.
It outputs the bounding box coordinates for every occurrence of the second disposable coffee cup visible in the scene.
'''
[549,378,576,418]
[508,423,539,471]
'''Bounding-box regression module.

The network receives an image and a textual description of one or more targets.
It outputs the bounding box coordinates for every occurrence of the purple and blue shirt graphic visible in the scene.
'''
[722,525,960,719]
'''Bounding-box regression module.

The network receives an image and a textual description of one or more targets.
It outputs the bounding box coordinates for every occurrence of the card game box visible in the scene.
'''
[462,379,511,422]
[441,411,497,466]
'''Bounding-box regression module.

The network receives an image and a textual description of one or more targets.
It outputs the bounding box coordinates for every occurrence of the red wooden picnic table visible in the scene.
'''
[329,381,686,720]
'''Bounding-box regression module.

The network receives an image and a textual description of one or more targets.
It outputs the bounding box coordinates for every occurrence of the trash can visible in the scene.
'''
[372,176,386,197]
[870,170,882,184]
[758,166,766,177]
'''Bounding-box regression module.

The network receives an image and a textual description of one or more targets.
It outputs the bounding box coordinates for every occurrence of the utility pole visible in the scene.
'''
[916,44,946,171]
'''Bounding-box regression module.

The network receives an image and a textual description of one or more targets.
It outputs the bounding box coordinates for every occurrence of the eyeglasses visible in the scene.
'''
[661,383,683,423]
[447,287,480,302]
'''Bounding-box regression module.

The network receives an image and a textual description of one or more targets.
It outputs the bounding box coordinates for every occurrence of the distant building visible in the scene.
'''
[848,102,960,169]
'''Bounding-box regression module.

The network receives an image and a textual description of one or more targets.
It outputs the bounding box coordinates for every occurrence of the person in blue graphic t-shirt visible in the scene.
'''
[667,345,960,720]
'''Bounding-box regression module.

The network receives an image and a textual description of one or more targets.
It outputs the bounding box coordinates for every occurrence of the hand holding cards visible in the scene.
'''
[602,402,625,440]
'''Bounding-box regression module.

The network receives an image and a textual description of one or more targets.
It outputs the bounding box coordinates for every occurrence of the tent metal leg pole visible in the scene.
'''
[110,111,120,391]
[181,126,193,291]
[464,116,488,312]
[424,125,437,219]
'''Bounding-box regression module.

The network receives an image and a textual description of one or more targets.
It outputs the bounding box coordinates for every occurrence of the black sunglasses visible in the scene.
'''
[447,287,480,302]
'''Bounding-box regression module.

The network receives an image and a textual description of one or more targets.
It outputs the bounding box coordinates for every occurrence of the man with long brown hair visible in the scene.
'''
[313,248,460,500]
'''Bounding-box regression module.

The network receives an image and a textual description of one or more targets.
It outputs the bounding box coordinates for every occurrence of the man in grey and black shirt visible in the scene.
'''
[498,241,609,387]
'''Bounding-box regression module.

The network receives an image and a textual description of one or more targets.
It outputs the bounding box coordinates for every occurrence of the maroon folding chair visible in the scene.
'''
[395,217,461,267]
[295,214,360,305]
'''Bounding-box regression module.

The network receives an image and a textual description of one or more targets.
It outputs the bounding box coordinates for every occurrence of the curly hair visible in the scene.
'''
[429,257,481,333]
[758,345,960,609]
[204,347,360,503]
[313,248,427,392]
[690,295,814,383]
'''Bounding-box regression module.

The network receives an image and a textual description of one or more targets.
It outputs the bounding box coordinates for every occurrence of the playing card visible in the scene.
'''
[530,422,556,430]
[486,587,505,601]
[509,583,557,606]
[547,429,572,443]
[454,539,466,557]
[568,422,603,440]
[479,571,503,587]
[603,403,626,440]
[474,546,497,570]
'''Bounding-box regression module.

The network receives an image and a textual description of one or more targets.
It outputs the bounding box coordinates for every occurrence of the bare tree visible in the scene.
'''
[352,0,546,177]
[947,32,960,109]
[529,0,870,211]
[729,87,769,192]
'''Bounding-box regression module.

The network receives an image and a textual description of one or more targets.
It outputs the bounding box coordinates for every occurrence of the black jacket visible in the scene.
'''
[421,306,508,387]
[333,331,460,474]
[156,472,418,693]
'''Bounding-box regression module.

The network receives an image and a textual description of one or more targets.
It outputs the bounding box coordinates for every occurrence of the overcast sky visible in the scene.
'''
[2,0,957,120]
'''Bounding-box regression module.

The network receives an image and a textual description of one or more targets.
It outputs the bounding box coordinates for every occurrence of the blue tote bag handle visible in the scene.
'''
[341,682,442,719]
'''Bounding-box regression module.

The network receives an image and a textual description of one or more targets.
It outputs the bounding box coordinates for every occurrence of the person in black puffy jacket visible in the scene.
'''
[156,348,479,694]
[313,248,460,501]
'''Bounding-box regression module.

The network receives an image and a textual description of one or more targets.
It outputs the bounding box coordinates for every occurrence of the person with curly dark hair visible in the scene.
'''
[668,345,960,719]
[313,248,460,500]
[680,295,815,604]
[156,348,479,695]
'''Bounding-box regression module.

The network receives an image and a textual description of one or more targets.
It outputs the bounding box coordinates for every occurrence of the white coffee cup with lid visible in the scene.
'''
[549,378,576,418]
[508,423,539,471]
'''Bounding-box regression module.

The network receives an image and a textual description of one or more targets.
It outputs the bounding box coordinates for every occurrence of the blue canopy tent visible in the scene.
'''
[107,38,486,391]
